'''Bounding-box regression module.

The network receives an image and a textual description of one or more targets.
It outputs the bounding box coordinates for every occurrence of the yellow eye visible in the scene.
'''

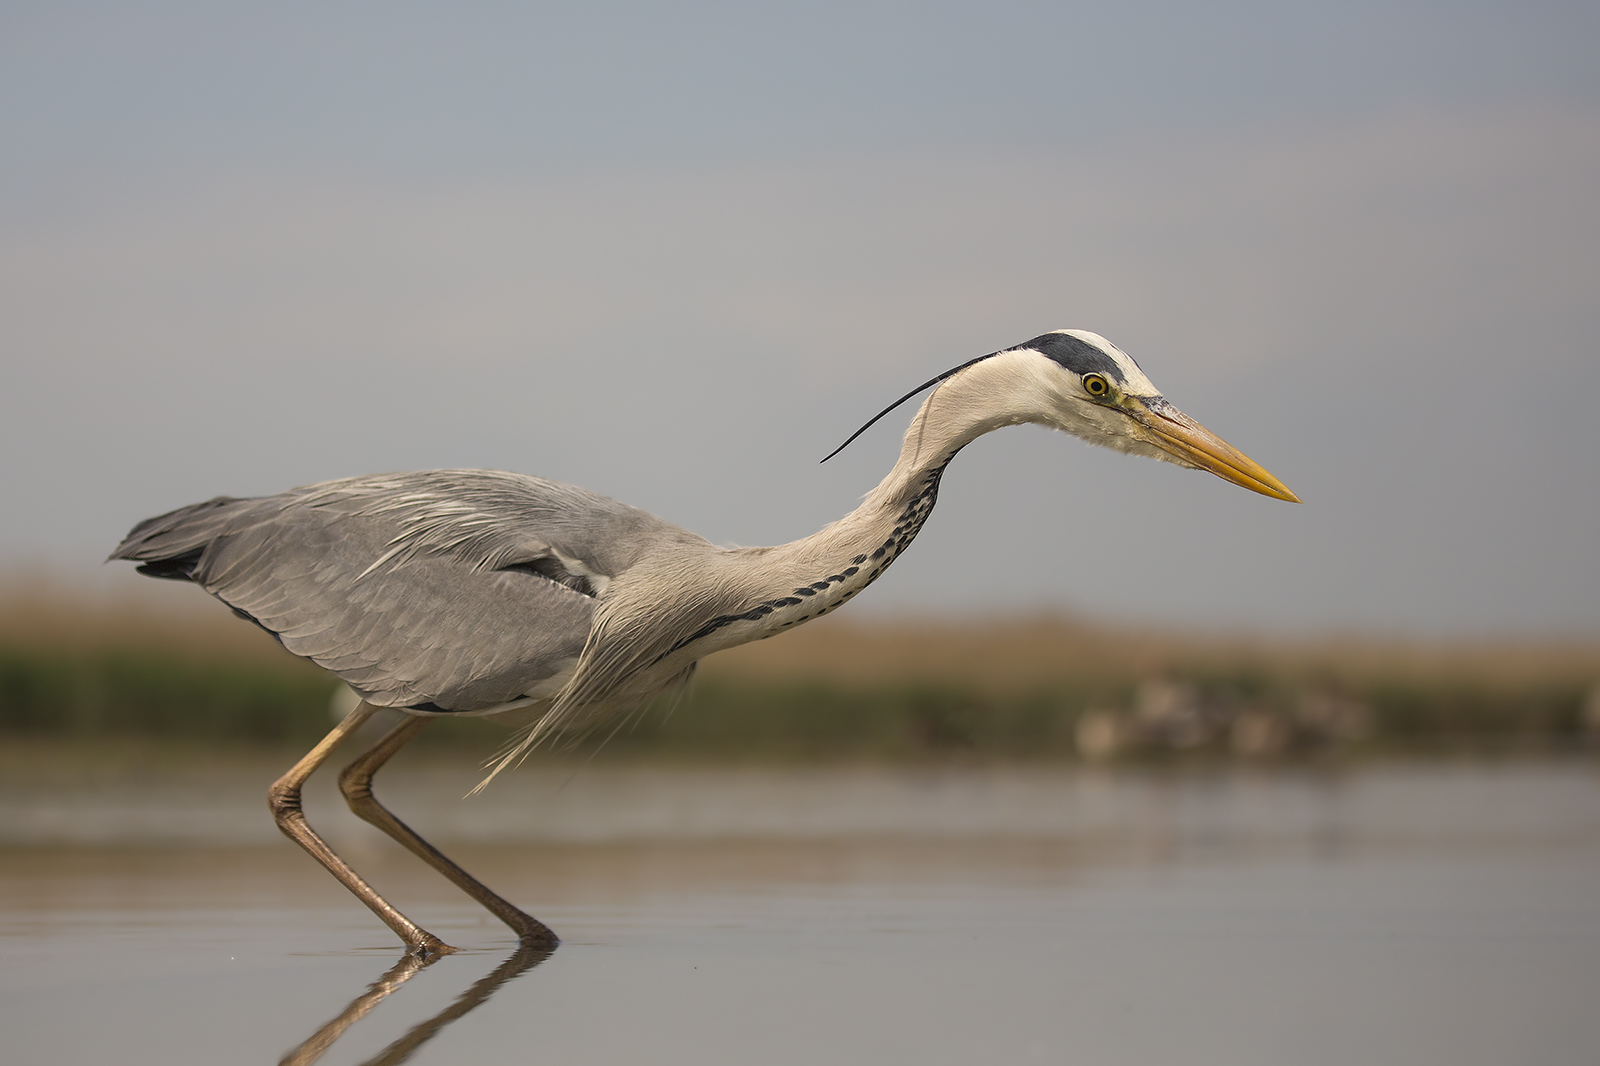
[1083,373,1110,397]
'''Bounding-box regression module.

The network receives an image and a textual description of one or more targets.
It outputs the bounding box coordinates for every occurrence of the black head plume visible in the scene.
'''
[819,351,1000,463]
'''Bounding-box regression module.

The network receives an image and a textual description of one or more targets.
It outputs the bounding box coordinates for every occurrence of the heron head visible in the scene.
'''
[824,329,1299,503]
[1006,329,1300,502]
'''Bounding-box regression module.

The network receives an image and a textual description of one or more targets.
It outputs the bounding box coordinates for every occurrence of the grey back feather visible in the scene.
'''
[110,471,711,713]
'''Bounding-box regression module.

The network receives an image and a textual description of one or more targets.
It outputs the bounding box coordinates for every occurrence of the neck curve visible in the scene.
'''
[795,349,1041,570]
[674,351,1046,656]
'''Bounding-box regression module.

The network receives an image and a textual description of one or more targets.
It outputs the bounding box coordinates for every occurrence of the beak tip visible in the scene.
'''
[1139,402,1300,504]
[1253,477,1301,503]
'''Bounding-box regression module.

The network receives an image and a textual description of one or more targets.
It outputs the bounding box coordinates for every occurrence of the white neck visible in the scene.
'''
[692,351,1055,651]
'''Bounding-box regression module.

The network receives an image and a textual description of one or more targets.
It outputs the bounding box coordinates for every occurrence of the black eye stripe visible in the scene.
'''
[1009,332,1129,384]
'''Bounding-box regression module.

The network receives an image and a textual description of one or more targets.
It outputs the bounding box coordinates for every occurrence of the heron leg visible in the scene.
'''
[268,704,454,958]
[338,715,559,946]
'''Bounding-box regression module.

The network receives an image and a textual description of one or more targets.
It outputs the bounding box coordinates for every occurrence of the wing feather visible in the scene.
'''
[109,470,699,712]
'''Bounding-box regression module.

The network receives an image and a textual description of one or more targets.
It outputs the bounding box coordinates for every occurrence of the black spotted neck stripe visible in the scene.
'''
[655,459,952,663]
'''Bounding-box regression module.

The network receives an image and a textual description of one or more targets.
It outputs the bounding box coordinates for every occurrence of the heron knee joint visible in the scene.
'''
[267,784,303,821]
[338,765,375,803]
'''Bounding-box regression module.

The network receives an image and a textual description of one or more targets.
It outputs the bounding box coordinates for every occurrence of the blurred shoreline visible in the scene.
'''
[3,579,1598,762]
[2,738,1595,850]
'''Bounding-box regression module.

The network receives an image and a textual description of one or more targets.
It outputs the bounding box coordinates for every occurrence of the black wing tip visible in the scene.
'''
[127,547,206,581]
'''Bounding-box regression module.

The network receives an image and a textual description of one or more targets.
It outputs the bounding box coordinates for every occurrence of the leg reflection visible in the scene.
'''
[278,940,556,1066]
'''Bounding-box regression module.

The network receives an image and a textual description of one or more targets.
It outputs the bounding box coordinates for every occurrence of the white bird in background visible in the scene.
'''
[110,329,1299,956]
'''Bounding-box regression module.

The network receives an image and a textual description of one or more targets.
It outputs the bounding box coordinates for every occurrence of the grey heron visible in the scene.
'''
[110,329,1297,956]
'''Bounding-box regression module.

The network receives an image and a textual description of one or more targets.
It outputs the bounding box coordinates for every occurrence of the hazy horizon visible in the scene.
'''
[4,2,1597,637]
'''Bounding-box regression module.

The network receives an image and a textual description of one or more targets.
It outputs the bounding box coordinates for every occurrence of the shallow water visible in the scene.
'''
[2,758,1598,1065]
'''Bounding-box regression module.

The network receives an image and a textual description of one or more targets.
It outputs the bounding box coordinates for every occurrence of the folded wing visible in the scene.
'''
[109,470,692,712]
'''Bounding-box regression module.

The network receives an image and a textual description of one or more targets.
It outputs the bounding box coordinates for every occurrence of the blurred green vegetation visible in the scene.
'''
[603,675,1596,759]
[0,645,338,744]
[593,678,1100,759]
[1,642,1594,760]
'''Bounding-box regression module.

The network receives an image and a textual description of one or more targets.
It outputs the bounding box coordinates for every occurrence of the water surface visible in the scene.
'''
[2,759,1597,1065]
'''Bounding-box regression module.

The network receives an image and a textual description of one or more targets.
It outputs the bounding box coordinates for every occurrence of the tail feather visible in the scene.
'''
[107,495,256,581]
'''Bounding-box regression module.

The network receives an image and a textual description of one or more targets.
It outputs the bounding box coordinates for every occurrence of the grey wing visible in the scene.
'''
[109,470,698,712]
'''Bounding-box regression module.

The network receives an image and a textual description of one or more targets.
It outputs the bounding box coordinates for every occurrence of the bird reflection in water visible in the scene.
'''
[279,939,554,1066]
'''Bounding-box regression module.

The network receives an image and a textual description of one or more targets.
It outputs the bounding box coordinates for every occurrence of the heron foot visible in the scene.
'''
[515,926,560,951]
[407,934,459,960]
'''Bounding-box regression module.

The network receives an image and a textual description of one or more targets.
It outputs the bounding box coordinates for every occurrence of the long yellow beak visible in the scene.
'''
[1134,400,1301,502]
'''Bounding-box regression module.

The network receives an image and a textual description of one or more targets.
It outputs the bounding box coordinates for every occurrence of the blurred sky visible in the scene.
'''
[2,0,1597,635]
